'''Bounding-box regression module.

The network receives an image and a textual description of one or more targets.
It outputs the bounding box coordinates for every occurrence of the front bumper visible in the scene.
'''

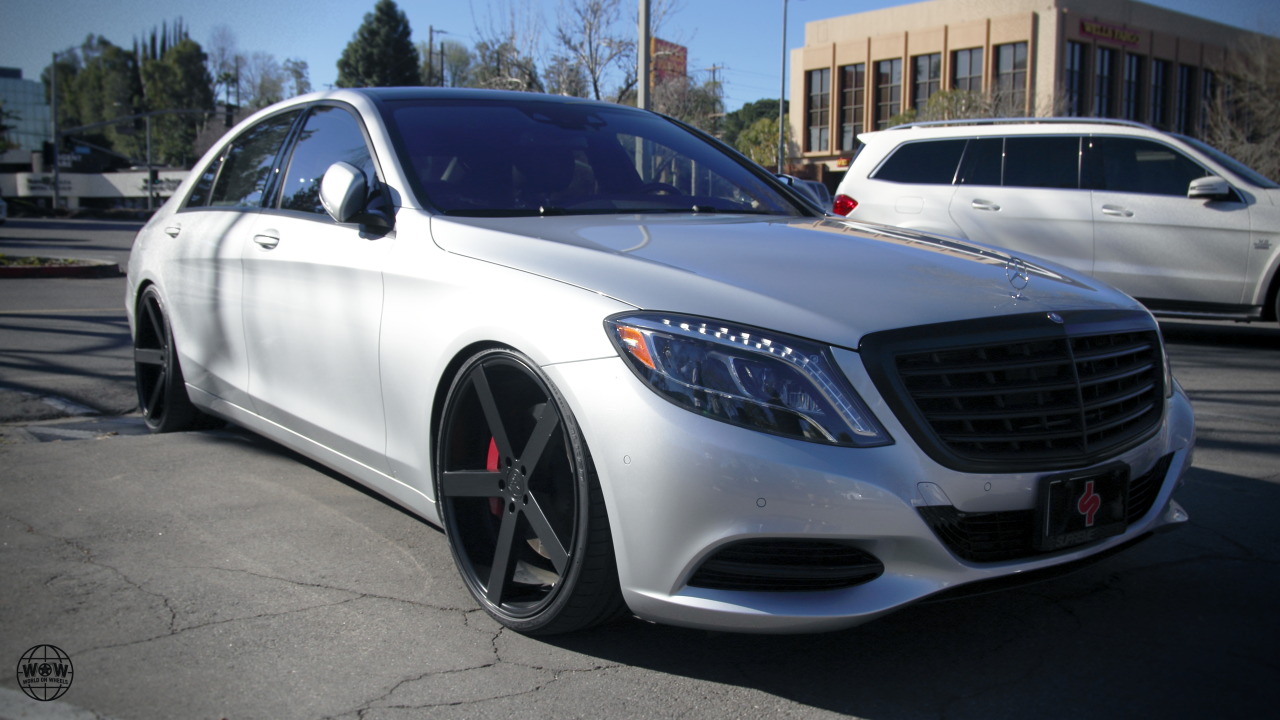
[547,355,1194,633]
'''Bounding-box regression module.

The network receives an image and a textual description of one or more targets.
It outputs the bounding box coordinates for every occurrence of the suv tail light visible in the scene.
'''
[833,194,858,216]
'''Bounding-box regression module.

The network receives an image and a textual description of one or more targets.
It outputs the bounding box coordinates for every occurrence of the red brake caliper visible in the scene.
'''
[487,437,503,516]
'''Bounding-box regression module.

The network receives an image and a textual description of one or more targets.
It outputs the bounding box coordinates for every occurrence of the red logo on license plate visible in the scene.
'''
[1077,480,1102,527]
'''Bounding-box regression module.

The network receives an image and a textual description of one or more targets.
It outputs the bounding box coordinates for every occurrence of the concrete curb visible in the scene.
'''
[0,259,123,279]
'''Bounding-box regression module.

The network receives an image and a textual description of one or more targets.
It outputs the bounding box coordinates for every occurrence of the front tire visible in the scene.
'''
[436,348,624,635]
[133,286,200,433]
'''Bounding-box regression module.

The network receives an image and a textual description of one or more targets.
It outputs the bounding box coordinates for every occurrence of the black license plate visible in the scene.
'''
[1035,464,1129,552]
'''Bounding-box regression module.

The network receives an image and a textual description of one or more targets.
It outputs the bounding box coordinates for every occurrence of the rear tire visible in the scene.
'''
[436,348,625,635]
[133,286,200,433]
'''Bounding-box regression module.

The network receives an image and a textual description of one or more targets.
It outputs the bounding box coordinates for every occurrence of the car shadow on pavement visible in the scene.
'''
[540,464,1279,718]
[1159,319,1279,349]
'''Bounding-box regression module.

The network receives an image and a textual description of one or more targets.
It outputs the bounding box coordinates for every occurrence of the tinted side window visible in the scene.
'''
[955,138,1003,186]
[872,139,966,184]
[1087,137,1209,196]
[278,106,376,214]
[208,111,300,208]
[1003,136,1080,189]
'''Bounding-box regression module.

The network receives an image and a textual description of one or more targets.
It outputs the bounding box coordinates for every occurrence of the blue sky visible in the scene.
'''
[0,0,1274,113]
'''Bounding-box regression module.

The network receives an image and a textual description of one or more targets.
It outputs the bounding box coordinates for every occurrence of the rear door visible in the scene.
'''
[948,136,1095,274]
[164,109,301,407]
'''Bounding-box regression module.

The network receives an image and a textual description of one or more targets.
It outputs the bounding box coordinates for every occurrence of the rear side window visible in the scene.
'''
[1003,136,1080,189]
[956,138,1003,186]
[206,111,300,208]
[871,139,967,184]
[1086,137,1209,196]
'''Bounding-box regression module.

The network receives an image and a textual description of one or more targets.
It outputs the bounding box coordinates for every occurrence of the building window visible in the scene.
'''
[1121,54,1144,121]
[840,63,865,151]
[994,42,1027,114]
[875,58,902,129]
[1200,69,1216,135]
[912,53,941,110]
[1176,64,1196,135]
[1093,46,1115,118]
[807,68,831,152]
[1150,59,1170,129]
[1063,42,1088,116]
[951,48,983,93]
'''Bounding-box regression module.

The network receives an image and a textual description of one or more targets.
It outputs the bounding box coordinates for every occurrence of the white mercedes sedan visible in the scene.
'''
[127,88,1194,635]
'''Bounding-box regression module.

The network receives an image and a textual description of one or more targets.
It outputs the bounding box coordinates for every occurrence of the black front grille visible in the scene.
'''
[688,540,884,592]
[918,453,1175,563]
[861,310,1165,472]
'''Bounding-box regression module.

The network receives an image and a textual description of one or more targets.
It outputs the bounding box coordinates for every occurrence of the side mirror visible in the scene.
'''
[319,161,369,223]
[776,173,825,211]
[1188,175,1232,201]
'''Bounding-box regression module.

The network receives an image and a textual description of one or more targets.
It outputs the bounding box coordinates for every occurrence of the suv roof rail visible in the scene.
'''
[888,117,1154,131]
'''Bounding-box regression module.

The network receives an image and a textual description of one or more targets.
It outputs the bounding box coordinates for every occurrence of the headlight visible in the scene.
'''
[606,313,891,447]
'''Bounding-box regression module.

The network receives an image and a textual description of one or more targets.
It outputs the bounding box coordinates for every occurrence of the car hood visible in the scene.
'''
[428,214,1139,349]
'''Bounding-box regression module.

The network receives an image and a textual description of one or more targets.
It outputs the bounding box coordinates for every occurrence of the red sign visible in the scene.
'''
[652,38,688,84]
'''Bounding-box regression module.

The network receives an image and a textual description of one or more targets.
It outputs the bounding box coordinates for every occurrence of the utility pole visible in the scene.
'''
[638,0,651,110]
[428,27,448,86]
[706,64,725,137]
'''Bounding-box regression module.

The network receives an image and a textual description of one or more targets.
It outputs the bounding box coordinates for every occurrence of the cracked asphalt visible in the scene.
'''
[2,220,1279,719]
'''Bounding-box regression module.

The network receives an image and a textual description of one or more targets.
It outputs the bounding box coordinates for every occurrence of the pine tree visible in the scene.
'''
[336,0,422,88]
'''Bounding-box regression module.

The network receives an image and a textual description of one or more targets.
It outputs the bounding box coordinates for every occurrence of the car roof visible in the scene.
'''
[857,117,1169,145]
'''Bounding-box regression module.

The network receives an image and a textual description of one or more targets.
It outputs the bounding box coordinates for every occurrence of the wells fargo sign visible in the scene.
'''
[1080,20,1142,46]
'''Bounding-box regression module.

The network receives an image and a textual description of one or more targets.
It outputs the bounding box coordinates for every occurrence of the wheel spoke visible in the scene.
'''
[521,494,569,574]
[142,298,163,340]
[146,369,166,415]
[134,347,165,367]
[518,406,560,479]
[441,469,503,497]
[471,366,513,461]
[485,508,520,604]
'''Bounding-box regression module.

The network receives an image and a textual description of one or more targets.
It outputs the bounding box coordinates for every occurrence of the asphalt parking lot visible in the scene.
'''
[2,219,1278,719]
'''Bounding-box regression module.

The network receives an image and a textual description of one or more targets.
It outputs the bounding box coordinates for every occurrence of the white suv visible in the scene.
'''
[832,119,1280,324]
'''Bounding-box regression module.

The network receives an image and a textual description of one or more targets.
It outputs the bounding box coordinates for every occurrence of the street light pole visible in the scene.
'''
[638,0,651,110]
[52,52,61,212]
[777,0,788,173]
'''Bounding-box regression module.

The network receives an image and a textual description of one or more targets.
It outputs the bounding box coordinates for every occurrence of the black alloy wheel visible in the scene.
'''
[133,286,199,433]
[436,348,624,635]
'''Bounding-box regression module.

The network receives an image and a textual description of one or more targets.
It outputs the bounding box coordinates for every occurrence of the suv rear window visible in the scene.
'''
[872,139,967,184]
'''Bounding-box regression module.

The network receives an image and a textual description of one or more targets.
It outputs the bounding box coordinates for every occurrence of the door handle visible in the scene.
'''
[970,200,1001,212]
[1101,205,1134,218]
[253,231,280,249]
[164,225,181,238]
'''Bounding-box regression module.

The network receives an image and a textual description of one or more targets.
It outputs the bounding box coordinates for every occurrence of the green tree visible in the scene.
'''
[336,0,421,87]
[736,114,791,168]
[722,99,785,149]
[283,58,312,97]
[439,40,472,87]
[141,38,215,166]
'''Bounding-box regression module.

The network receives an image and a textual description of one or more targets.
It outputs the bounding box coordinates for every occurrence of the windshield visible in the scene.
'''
[1176,134,1279,188]
[383,97,805,217]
